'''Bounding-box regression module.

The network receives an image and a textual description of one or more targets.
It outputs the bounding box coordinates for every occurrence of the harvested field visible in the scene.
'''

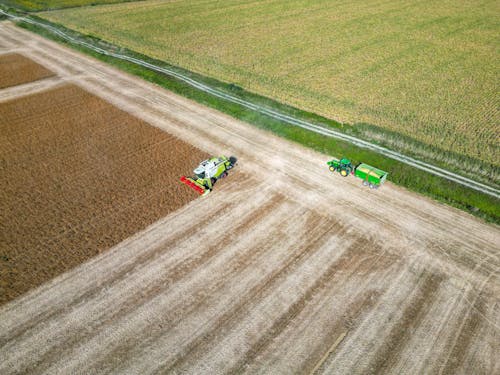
[0,22,499,375]
[0,53,54,89]
[0,83,208,305]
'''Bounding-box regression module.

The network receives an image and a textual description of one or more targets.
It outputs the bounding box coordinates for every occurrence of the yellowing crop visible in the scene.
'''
[43,0,500,165]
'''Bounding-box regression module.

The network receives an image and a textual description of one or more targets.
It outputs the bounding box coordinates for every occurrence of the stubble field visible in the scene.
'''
[42,0,500,165]
[0,22,499,375]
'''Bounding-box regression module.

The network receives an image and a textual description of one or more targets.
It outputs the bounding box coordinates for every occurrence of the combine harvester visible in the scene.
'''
[327,157,388,189]
[180,155,237,196]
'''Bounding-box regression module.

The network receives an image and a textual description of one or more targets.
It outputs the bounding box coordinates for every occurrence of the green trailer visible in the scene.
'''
[327,157,388,189]
[354,163,388,189]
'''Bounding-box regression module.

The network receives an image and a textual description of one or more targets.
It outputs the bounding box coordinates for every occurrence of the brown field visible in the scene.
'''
[0,53,54,88]
[0,22,499,375]
[0,83,208,305]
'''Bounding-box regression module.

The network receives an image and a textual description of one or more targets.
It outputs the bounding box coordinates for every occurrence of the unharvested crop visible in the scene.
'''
[0,84,208,305]
[42,0,500,166]
[1,0,138,11]
[0,53,54,88]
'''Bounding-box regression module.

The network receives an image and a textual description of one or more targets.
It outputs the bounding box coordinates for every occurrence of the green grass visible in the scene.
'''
[9,12,500,224]
[0,0,141,12]
[41,0,500,170]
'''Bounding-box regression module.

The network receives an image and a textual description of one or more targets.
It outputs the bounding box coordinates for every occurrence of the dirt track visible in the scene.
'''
[0,22,499,374]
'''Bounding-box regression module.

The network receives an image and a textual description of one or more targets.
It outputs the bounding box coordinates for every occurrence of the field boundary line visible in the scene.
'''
[2,9,499,199]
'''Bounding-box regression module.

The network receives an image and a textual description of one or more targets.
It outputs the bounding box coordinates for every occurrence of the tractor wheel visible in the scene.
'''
[340,169,348,177]
[329,166,335,172]
[220,171,228,178]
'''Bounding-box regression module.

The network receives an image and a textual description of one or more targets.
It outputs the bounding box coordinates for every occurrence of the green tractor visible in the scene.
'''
[327,157,353,177]
[180,155,237,195]
[327,157,388,189]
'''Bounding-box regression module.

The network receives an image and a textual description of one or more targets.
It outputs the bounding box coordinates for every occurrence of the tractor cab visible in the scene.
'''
[339,158,352,168]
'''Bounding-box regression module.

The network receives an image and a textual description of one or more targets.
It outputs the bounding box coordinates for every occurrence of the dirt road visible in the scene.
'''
[0,22,499,374]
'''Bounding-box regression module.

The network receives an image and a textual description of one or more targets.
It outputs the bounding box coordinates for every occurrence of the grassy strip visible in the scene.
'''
[8,12,500,224]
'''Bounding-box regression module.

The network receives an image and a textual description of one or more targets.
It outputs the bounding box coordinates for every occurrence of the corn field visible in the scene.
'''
[43,0,500,166]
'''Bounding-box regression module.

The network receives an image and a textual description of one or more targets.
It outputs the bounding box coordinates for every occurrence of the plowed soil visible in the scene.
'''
[0,53,54,88]
[0,83,208,305]
[0,22,498,375]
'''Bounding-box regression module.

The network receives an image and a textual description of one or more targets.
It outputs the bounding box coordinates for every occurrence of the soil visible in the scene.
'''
[0,53,54,89]
[0,83,208,305]
[0,21,498,375]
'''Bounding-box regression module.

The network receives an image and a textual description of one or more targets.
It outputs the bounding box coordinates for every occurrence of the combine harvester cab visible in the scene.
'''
[180,155,237,196]
[327,157,388,189]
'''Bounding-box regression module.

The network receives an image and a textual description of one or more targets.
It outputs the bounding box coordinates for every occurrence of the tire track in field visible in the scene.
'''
[304,290,381,375]
[89,197,304,374]
[440,292,488,375]
[259,246,398,374]
[296,250,401,375]
[226,237,384,374]
[438,274,493,375]
[153,213,344,374]
[363,270,445,374]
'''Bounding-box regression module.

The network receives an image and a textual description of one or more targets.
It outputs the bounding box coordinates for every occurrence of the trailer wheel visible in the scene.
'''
[363,180,369,186]
[369,183,375,189]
